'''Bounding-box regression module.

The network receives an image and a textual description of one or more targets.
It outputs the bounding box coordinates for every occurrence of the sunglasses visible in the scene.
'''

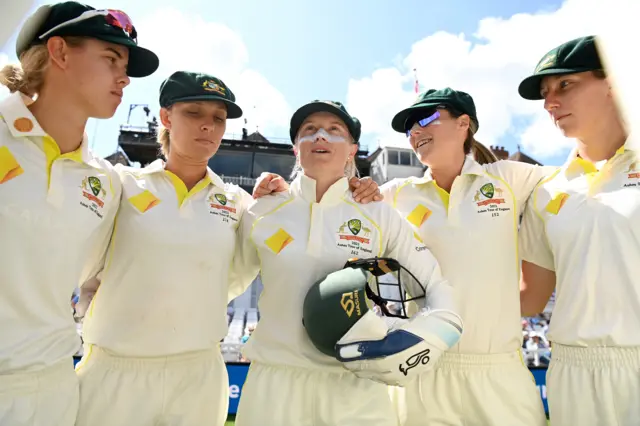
[39,9,137,42]
[405,110,442,137]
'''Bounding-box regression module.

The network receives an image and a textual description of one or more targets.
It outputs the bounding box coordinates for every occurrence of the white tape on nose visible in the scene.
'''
[298,128,347,144]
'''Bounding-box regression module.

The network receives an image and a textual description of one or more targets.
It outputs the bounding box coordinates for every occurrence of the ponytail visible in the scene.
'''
[0,37,85,97]
[470,138,498,165]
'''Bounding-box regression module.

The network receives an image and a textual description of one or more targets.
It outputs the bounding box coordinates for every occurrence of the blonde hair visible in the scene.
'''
[0,37,85,97]
[158,126,170,157]
[470,138,498,165]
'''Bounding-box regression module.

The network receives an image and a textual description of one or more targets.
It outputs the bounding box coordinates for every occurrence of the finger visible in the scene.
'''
[270,177,287,192]
[349,176,361,190]
[356,185,380,204]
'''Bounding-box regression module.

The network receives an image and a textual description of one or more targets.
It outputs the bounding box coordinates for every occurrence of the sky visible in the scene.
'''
[0,0,633,166]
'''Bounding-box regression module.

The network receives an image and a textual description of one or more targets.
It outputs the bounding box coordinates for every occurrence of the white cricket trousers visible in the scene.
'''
[547,344,640,426]
[392,351,547,426]
[235,362,398,426]
[0,359,78,426]
[75,345,229,426]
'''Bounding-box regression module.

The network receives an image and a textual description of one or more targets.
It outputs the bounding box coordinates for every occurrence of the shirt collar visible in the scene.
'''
[410,155,485,185]
[0,92,99,167]
[140,159,226,188]
[290,174,349,204]
[563,133,636,177]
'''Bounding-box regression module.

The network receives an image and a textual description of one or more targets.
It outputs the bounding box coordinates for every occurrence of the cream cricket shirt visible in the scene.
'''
[0,92,120,373]
[82,159,253,357]
[231,174,455,370]
[382,157,554,354]
[520,141,640,346]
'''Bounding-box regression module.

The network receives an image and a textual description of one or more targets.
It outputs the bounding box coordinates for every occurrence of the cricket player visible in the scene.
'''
[518,35,640,425]
[381,88,550,425]
[231,100,463,426]
[74,73,381,426]
[0,2,157,425]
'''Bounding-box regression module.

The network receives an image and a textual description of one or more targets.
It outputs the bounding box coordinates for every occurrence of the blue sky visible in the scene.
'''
[1,0,608,166]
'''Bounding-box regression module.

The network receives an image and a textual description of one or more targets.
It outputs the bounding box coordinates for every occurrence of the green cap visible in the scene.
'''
[518,35,602,100]
[16,2,158,78]
[303,267,370,357]
[159,71,243,119]
[290,100,361,143]
[391,87,479,133]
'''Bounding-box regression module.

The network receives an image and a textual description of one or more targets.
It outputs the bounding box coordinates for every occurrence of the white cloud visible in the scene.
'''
[0,7,292,156]
[346,0,631,161]
[134,8,291,139]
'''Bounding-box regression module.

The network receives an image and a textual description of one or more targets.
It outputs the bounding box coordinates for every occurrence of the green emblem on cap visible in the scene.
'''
[202,80,226,96]
[480,183,494,199]
[348,219,362,235]
[215,193,227,205]
[535,53,557,73]
[88,177,102,197]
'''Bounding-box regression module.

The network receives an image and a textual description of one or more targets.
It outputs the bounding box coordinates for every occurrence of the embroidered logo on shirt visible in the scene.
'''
[265,228,294,254]
[208,193,237,213]
[336,218,373,256]
[406,204,431,227]
[544,192,569,215]
[626,161,640,179]
[80,176,107,218]
[129,190,160,213]
[474,183,510,217]
[0,146,24,184]
[207,192,238,223]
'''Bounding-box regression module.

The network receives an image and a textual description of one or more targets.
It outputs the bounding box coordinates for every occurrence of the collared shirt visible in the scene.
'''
[382,157,554,354]
[231,174,456,370]
[0,92,120,373]
[82,159,253,357]
[520,138,640,346]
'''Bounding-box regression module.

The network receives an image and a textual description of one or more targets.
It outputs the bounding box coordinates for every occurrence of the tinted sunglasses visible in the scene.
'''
[39,9,137,42]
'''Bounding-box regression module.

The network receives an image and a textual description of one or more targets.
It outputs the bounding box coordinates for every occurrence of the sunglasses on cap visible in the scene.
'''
[38,9,137,42]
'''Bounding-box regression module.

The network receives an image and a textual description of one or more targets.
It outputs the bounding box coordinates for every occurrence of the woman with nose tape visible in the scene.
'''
[382,88,551,426]
[230,100,462,426]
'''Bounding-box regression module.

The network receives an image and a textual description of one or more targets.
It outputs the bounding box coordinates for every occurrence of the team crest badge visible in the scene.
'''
[202,80,226,96]
[479,183,494,199]
[215,193,227,205]
[80,175,107,218]
[87,176,102,196]
[347,218,362,235]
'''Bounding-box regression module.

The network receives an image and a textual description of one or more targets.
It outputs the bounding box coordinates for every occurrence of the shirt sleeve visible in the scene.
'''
[228,190,262,302]
[379,178,404,209]
[519,186,555,271]
[380,205,457,313]
[78,163,123,285]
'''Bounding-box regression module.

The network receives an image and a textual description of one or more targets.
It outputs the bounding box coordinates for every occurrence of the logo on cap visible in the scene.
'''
[202,80,226,96]
[535,53,557,73]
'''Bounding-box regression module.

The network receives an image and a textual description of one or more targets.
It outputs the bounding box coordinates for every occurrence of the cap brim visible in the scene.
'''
[95,35,159,78]
[290,102,359,142]
[391,102,444,133]
[518,67,597,100]
[168,95,243,119]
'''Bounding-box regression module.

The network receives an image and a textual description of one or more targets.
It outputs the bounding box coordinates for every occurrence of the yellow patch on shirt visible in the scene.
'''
[129,190,161,213]
[545,192,569,215]
[406,204,432,227]
[0,146,24,184]
[265,228,294,254]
